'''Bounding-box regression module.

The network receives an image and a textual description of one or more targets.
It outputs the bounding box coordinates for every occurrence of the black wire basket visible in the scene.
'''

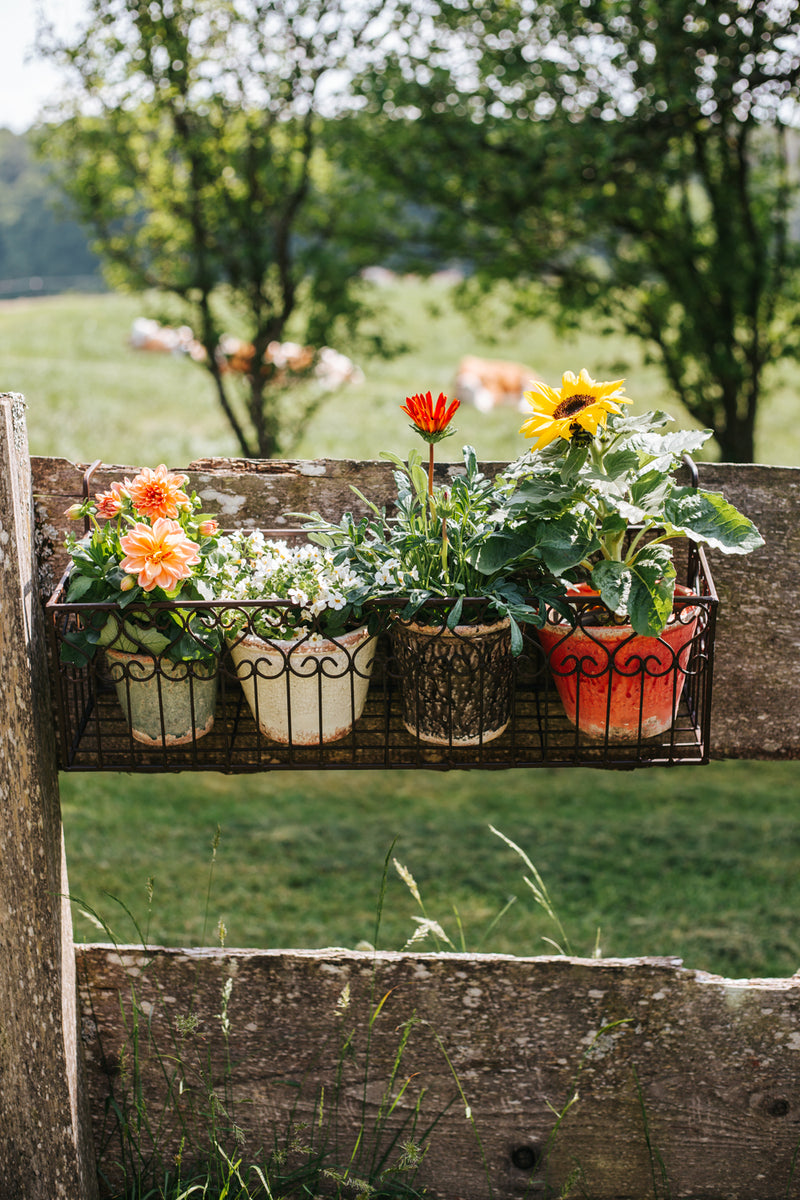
[45,544,717,773]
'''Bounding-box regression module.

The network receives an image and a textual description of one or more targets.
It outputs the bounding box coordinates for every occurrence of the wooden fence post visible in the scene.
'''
[0,395,97,1199]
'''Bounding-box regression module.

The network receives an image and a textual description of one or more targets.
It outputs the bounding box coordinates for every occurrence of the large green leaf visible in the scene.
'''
[64,572,97,603]
[592,547,677,635]
[591,559,630,615]
[504,477,572,517]
[470,529,535,575]
[559,441,589,485]
[627,429,711,459]
[663,488,765,554]
[473,513,598,576]
[534,513,600,574]
[627,547,677,637]
[97,616,172,655]
[601,447,640,479]
[629,468,671,510]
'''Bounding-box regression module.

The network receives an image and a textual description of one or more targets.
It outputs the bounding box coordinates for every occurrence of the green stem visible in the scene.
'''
[624,528,672,563]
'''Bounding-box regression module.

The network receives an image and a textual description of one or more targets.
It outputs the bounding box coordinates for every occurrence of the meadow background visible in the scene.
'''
[4,277,799,979]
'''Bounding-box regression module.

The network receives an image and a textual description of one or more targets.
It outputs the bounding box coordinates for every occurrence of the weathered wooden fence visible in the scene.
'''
[3,392,800,1198]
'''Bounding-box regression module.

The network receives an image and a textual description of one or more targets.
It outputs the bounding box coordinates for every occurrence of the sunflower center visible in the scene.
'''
[553,393,595,420]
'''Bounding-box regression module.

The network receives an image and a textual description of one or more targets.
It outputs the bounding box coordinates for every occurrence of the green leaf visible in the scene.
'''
[409,463,430,503]
[378,451,406,471]
[600,512,628,542]
[629,468,671,510]
[534,513,600,574]
[559,441,589,485]
[591,559,631,615]
[627,547,677,636]
[446,596,464,630]
[628,429,712,459]
[663,488,764,554]
[601,447,640,479]
[471,530,533,575]
[65,572,97,602]
[508,614,524,656]
[505,477,572,516]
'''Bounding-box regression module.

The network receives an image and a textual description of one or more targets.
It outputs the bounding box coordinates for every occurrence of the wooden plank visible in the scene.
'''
[695,464,800,759]
[31,455,800,759]
[76,944,800,1199]
[0,402,98,1199]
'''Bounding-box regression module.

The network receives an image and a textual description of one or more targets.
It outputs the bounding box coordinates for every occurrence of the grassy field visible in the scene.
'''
[61,762,800,979]
[4,277,800,467]
[4,280,799,979]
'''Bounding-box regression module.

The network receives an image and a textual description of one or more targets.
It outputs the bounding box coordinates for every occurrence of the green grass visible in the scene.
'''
[4,280,798,980]
[4,277,800,466]
[61,761,800,979]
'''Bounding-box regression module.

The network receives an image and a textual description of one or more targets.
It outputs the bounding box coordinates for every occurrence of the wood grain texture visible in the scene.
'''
[32,454,800,759]
[0,402,98,1200]
[76,944,800,1199]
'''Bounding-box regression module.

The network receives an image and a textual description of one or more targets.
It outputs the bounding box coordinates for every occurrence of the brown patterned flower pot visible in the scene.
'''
[391,616,513,746]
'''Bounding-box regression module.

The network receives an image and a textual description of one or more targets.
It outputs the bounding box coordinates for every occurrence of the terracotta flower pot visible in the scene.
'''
[105,648,217,746]
[229,625,376,744]
[391,616,513,746]
[537,585,701,741]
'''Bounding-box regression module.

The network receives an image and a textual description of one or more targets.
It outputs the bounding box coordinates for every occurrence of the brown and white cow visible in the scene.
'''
[454,355,541,413]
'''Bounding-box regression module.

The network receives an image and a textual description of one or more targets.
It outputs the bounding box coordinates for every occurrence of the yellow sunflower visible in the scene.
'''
[519,368,632,450]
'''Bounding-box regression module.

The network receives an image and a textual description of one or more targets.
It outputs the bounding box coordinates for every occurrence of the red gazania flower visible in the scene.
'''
[401,391,460,444]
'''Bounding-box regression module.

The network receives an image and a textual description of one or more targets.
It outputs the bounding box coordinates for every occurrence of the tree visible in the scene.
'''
[352,0,800,462]
[36,0,406,459]
[0,129,102,292]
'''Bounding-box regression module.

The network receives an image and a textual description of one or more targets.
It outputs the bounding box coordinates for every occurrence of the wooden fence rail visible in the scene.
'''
[2,393,799,1198]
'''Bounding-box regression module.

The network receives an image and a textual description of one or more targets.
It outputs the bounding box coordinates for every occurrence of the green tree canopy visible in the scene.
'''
[37,0,407,458]
[0,129,102,292]
[352,0,800,462]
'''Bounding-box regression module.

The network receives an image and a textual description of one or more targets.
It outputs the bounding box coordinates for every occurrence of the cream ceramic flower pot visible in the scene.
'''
[105,648,217,746]
[229,625,376,744]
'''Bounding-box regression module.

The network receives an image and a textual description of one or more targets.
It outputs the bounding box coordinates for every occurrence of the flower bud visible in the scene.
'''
[119,573,137,592]
[65,503,84,520]
[198,519,220,537]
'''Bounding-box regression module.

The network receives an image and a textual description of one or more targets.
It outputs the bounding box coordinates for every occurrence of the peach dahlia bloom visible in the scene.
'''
[120,518,201,592]
[125,464,191,521]
[94,482,125,519]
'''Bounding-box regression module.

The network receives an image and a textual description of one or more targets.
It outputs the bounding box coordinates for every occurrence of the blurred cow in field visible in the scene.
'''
[130,320,363,390]
[129,317,206,360]
[215,336,363,390]
[455,355,541,413]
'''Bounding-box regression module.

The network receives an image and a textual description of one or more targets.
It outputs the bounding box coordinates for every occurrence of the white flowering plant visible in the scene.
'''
[204,531,373,643]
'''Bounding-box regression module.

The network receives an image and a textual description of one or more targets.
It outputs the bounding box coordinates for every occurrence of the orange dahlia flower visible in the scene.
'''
[120,518,201,592]
[94,482,125,519]
[125,464,191,521]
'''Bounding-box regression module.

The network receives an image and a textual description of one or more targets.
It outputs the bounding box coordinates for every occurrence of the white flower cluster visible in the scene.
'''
[204,531,367,642]
[374,558,420,589]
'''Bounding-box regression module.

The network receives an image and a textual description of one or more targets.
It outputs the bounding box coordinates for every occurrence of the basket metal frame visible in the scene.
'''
[45,542,717,773]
